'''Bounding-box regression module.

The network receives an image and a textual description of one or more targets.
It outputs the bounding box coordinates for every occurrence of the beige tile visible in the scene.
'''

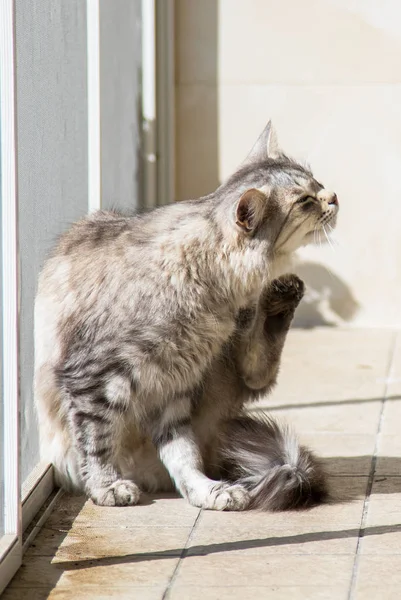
[6,554,179,589]
[384,329,401,394]
[354,585,401,600]
[175,554,354,587]
[360,527,401,555]
[45,493,199,529]
[255,402,382,436]
[354,556,401,587]
[381,400,401,435]
[253,328,391,408]
[188,523,358,557]
[376,435,401,475]
[3,587,164,600]
[169,586,349,600]
[300,433,375,476]
[26,526,190,559]
[365,477,401,526]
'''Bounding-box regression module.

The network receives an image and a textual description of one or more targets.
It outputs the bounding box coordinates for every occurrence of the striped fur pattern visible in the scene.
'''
[35,122,337,510]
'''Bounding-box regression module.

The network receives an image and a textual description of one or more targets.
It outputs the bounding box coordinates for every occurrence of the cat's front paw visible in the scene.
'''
[90,479,141,506]
[262,274,305,316]
[206,482,250,511]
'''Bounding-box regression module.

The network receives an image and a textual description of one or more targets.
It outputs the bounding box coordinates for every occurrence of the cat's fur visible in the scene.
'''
[192,273,328,510]
[35,122,337,510]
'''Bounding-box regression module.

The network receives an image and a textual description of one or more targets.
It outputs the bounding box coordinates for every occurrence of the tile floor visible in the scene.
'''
[4,328,401,599]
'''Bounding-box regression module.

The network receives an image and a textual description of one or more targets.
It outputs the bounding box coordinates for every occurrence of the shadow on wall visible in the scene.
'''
[293,261,360,328]
[175,0,219,200]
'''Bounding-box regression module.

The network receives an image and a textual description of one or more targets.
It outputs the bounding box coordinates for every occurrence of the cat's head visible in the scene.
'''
[220,121,338,254]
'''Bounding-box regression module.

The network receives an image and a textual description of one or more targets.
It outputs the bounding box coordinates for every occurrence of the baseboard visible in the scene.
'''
[22,462,54,534]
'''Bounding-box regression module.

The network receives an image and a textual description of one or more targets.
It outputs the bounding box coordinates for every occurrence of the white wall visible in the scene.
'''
[175,0,401,328]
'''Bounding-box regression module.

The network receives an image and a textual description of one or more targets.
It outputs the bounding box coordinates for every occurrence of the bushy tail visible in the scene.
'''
[220,415,328,511]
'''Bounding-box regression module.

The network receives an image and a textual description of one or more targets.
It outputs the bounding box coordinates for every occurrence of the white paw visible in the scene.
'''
[207,483,250,511]
[90,479,141,506]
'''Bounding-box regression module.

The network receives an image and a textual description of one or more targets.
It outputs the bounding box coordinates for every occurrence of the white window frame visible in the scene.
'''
[0,0,21,593]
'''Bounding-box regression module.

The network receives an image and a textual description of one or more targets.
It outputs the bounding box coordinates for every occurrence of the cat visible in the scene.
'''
[34,121,338,510]
[111,272,328,511]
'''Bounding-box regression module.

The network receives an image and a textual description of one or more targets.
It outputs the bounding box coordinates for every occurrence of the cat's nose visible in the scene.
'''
[317,190,338,206]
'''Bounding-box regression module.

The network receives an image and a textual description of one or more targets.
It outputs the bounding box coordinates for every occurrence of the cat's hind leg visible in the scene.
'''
[151,398,250,511]
[66,386,141,507]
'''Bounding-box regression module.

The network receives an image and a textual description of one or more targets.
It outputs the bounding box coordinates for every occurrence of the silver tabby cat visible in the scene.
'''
[35,122,338,510]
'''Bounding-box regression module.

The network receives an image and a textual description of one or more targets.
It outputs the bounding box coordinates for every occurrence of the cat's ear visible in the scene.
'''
[235,188,267,233]
[242,120,281,165]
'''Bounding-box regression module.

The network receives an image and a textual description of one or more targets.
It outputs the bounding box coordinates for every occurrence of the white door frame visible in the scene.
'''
[0,0,21,593]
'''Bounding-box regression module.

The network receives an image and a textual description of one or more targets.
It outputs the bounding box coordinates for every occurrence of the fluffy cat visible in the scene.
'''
[35,122,338,510]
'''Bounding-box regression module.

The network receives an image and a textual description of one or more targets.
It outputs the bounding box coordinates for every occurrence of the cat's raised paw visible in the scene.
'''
[262,273,305,316]
[90,480,141,507]
[207,482,250,511]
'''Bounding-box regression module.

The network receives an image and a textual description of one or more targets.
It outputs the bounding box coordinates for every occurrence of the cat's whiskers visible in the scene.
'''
[322,224,336,253]
[313,226,321,248]
[327,223,340,247]
[313,226,323,250]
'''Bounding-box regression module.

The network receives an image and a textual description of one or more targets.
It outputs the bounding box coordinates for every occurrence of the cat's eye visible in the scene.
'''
[297,196,314,204]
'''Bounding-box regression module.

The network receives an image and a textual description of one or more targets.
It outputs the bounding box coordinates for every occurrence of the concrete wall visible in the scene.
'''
[175,0,401,328]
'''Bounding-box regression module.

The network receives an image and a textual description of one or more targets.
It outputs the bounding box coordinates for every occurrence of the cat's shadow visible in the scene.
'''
[292,261,360,327]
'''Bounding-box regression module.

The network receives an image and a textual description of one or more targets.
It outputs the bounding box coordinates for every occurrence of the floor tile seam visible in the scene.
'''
[347,329,398,600]
[161,508,202,600]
